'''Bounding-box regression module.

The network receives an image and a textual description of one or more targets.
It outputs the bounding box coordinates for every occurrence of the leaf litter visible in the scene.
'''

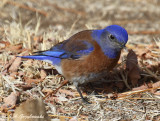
[0,0,160,120]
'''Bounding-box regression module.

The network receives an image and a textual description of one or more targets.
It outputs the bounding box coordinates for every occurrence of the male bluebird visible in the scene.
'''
[19,25,128,103]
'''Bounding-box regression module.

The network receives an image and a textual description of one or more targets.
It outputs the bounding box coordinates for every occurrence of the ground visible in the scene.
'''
[0,0,160,121]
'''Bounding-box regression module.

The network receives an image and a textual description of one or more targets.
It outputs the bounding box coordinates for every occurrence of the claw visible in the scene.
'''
[76,86,91,104]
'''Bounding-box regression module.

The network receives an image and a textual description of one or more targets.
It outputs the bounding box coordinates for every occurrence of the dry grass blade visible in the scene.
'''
[117,86,160,99]
[0,0,160,120]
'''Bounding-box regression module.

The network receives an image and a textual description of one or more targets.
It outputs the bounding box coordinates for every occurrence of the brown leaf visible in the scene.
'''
[58,89,75,97]
[0,92,20,112]
[18,71,25,77]
[58,107,71,114]
[0,41,11,46]
[6,44,23,53]
[150,81,160,93]
[0,96,3,102]
[45,96,67,104]
[152,81,160,89]
[25,78,42,85]
[9,57,21,72]
[13,98,50,121]
[69,116,78,121]
[2,56,16,73]
[154,91,160,96]
[126,49,141,86]
[40,69,47,79]
[16,84,33,91]
[33,36,43,47]
[42,88,53,93]
[132,84,148,91]
[0,41,11,50]
[9,72,18,81]
[22,59,33,67]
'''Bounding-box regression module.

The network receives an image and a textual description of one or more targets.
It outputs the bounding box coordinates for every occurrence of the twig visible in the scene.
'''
[6,1,48,17]
[43,80,69,99]
[117,86,160,99]
[77,106,83,117]
[120,71,131,89]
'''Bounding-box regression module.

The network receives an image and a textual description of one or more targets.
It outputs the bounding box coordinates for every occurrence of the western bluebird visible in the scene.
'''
[18,25,128,103]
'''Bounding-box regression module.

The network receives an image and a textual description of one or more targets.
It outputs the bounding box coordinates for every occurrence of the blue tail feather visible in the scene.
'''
[18,55,61,65]
[38,51,65,58]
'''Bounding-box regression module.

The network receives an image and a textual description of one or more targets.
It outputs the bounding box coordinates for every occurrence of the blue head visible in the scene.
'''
[92,25,128,58]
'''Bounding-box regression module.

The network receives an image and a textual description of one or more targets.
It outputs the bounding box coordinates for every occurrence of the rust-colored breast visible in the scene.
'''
[61,31,120,80]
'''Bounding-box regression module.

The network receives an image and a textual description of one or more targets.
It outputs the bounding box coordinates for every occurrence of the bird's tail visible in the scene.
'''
[17,55,61,65]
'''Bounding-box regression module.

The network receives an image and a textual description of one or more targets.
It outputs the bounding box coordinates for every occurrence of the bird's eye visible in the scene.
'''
[108,34,115,41]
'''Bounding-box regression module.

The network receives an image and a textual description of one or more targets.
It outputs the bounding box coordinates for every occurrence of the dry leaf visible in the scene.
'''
[16,84,33,91]
[56,93,68,102]
[58,107,71,114]
[9,72,18,81]
[154,91,160,96]
[33,36,43,47]
[9,57,21,72]
[132,84,148,91]
[152,81,160,89]
[40,69,47,79]
[22,60,33,67]
[58,89,75,97]
[0,41,10,49]
[150,81,160,93]
[0,92,20,112]
[42,88,53,93]
[6,44,23,53]
[69,116,78,121]
[25,78,42,85]
[126,49,141,86]
[0,41,10,46]
[14,98,50,121]
[18,71,25,77]
[2,56,16,73]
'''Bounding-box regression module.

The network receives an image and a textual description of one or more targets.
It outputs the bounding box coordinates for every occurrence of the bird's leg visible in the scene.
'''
[76,86,91,104]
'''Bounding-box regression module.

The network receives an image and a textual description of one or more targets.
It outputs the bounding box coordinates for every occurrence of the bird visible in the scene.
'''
[18,25,128,103]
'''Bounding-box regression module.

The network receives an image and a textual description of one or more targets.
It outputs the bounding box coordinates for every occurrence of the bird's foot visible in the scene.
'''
[76,86,91,104]
[82,98,91,104]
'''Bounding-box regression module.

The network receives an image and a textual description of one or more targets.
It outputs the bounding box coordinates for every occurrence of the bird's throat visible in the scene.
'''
[104,47,119,59]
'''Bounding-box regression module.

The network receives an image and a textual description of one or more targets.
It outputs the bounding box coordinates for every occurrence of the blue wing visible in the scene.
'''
[19,39,94,65]
[47,40,94,59]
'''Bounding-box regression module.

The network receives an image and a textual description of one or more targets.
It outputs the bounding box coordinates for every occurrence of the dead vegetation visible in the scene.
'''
[0,0,160,121]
